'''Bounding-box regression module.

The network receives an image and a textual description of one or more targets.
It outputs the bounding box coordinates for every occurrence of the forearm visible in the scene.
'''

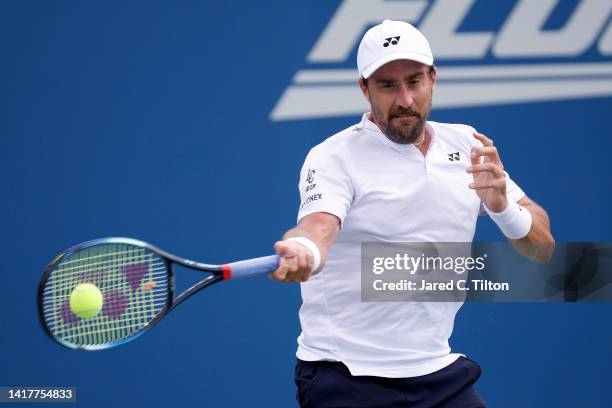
[271,212,340,282]
[282,212,340,264]
[509,201,555,263]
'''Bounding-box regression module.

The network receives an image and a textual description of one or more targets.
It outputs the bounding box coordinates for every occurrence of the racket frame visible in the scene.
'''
[37,237,227,350]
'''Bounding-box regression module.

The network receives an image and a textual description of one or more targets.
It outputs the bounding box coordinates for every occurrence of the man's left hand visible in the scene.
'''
[467,132,507,212]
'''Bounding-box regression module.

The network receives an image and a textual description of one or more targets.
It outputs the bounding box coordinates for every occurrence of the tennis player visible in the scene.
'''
[272,20,554,407]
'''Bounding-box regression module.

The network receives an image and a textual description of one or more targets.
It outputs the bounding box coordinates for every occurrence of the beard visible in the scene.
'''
[372,99,432,145]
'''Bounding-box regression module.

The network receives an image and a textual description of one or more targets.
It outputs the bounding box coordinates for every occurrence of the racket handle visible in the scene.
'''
[223,255,280,279]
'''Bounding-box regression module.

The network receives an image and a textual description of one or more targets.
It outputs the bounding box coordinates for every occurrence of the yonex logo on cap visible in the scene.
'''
[383,36,400,47]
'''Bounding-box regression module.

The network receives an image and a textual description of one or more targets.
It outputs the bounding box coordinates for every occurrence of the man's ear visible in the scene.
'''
[430,66,437,91]
[358,78,370,103]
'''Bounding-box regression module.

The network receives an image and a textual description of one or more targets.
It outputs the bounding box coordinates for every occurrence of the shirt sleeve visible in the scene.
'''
[296,145,354,225]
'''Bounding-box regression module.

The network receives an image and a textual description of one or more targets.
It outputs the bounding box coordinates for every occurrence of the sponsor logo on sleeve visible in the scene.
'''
[304,168,318,192]
[300,193,323,209]
[306,168,316,184]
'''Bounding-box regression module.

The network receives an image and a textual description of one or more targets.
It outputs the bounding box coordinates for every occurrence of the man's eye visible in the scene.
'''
[410,80,421,85]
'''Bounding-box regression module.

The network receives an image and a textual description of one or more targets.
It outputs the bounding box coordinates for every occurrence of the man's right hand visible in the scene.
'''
[270,240,314,283]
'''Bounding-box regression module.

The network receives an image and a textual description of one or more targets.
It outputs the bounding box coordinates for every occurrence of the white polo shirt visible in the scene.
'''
[296,113,525,378]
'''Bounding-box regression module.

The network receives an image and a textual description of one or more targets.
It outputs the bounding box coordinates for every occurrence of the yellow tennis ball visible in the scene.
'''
[70,283,103,319]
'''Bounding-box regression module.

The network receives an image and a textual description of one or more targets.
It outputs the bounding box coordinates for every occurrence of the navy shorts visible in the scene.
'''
[295,357,487,408]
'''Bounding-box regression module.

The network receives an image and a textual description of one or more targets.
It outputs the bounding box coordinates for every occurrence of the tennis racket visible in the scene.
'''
[37,237,279,350]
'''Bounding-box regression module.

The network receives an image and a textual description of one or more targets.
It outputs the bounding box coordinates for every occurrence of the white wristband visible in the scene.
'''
[484,200,533,239]
[287,237,321,273]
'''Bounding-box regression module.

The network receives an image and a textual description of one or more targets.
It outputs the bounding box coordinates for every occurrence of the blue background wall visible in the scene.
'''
[2,1,611,407]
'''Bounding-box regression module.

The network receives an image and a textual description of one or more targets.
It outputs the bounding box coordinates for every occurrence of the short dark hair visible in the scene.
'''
[361,65,436,88]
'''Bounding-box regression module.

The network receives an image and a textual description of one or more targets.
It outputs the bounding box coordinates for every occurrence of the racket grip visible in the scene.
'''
[223,255,280,279]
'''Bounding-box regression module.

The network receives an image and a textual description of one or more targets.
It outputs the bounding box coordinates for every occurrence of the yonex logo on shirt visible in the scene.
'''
[448,152,460,161]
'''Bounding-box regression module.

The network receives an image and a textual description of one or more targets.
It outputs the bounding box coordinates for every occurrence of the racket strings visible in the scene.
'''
[50,300,170,339]
[42,250,163,279]
[41,243,170,348]
[44,297,169,323]
[42,268,168,297]
[52,247,152,267]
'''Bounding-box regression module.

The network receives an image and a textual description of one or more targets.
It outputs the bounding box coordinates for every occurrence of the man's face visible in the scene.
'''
[359,60,436,144]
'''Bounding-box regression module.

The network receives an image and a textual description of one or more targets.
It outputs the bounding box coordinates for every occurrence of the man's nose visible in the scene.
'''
[395,83,414,108]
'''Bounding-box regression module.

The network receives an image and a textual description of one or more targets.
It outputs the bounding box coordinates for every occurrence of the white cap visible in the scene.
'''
[357,20,434,79]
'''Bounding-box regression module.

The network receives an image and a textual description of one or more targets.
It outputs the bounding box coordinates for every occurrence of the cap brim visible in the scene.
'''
[360,52,434,79]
